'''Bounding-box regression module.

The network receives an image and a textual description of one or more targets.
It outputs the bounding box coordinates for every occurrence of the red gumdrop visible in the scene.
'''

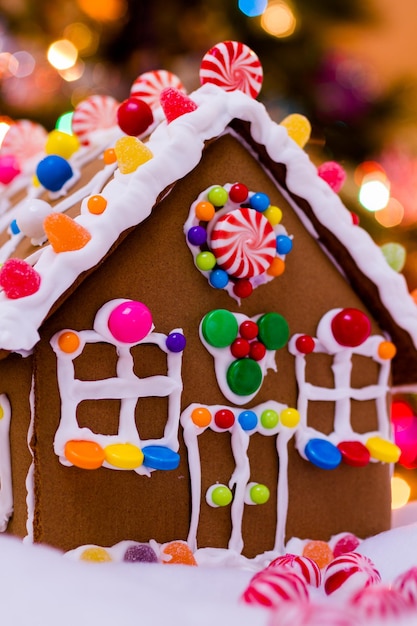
[160,88,198,123]
[331,308,371,347]
[0,258,41,299]
[117,97,154,136]
[317,161,346,193]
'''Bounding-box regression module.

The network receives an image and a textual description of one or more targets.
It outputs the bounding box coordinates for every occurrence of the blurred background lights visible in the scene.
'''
[261,1,297,38]
[238,0,268,17]
[47,40,78,71]
[56,112,74,135]
[76,0,127,22]
[12,51,35,78]
[63,23,99,56]
[375,197,404,227]
[391,475,411,509]
[358,173,390,212]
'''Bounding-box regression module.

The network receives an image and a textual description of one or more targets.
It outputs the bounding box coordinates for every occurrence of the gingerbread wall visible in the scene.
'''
[18,132,391,555]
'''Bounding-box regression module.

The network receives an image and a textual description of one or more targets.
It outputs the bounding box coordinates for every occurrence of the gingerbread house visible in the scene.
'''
[0,42,416,560]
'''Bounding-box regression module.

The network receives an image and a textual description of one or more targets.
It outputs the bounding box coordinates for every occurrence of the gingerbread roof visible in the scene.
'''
[0,81,416,384]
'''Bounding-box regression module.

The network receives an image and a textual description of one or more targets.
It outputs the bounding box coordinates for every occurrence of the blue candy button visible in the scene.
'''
[305,438,342,470]
[142,445,180,470]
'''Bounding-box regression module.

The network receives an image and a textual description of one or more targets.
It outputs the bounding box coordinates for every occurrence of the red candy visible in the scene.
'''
[117,97,154,136]
[214,408,235,429]
[229,182,249,203]
[333,533,361,557]
[323,551,381,600]
[160,88,198,123]
[351,584,410,619]
[239,320,258,340]
[392,566,417,608]
[317,161,346,193]
[268,553,321,587]
[242,567,309,608]
[295,334,315,354]
[337,441,370,467]
[331,308,371,347]
[0,258,41,299]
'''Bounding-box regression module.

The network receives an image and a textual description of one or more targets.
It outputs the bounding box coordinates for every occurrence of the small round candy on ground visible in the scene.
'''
[323,552,381,600]
[242,568,309,607]
[302,540,334,570]
[268,553,321,587]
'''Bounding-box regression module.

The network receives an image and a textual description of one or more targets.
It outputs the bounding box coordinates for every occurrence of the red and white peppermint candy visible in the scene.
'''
[72,95,119,144]
[392,566,417,608]
[210,208,276,279]
[351,585,410,620]
[268,553,321,587]
[131,70,185,110]
[241,567,309,608]
[323,552,381,600]
[200,40,263,98]
[269,601,359,626]
[1,120,47,166]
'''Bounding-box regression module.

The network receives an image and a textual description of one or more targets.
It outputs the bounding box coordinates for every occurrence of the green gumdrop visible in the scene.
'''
[380,242,406,272]
[201,309,238,348]
[257,312,289,349]
[227,358,262,396]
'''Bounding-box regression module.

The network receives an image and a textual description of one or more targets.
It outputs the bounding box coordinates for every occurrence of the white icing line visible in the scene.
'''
[0,394,13,531]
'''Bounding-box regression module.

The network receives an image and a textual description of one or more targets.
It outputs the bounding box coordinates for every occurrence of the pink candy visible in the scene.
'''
[333,533,361,557]
[0,120,47,167]
[160,88,198,123]
[268,553,321,587]
[242,567,309,608]
[72,95,119,144]
[392,566,417,608]
[317,161,346,193]
[269,601,359,626]
[323,552,381,600]
[351,584,410,620]
[131,70,185,110]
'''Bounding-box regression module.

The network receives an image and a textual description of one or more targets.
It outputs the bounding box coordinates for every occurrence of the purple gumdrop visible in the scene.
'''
[123,543,158,563]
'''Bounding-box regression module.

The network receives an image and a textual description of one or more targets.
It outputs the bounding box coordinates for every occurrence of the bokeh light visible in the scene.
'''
[56,112,74,135]
[64,22,99,56]
[391,475,411,509]
[238,0,268,17]
[375,197,404,227]
[358,173,390,212]
[76,0,127,22]
[261,1,297,38]
[47,40,78,71]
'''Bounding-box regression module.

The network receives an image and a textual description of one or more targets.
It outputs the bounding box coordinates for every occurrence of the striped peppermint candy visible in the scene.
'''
[1,120,47,166]
[269,601,360,626]
[210,208,276,279]
[131,70,185,110]
[268,553,321,587]
[200,40,263,98]
[241,567,309,608]
[72,95,119,144]
[351,585,410,620]
[392,566,417,608]
[323,552,381,600]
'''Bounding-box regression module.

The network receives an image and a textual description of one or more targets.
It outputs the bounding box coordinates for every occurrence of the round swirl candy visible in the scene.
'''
[72,95,119,144]
[392,567,417,608]
[268,553,321,587]
[351,585,409,620]
[269,601,359,626]
[200,40,263,98]
[210,208,276,279]
[323,552,381,600]
[131,70,185,110]
[1,120,47,167]
[242,567,309,608]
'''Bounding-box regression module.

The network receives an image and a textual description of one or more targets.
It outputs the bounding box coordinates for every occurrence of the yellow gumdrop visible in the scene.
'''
[280,407,300,428]
[281,113,311,148]
[80,547,112,562]
[366,436,401,463]
[104,442,144,469]
[114,136,153,174]
[45,130,80,159]
[264,205,282,226]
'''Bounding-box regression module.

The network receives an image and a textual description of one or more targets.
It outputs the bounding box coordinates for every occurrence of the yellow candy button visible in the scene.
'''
[280,407,300,428]
[104,443,144,469]
[366,436,401,463]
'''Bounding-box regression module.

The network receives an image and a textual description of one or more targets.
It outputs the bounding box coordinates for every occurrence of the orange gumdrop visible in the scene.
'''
[44,212,91,252]
[162,541,197,566]
[103,148,117,164]
[302,540,333,569]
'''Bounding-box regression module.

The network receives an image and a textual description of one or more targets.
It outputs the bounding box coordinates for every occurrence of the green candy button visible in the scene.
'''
[257,312,289,350]
[202,309,238,348]
[227,358,262,396]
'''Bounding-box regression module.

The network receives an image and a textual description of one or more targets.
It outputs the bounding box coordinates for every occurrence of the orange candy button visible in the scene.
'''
[87,194,107,215]
[44,213,91,253]
[65,440,105,470]
[162,541,197,566]
[58,331,80,354]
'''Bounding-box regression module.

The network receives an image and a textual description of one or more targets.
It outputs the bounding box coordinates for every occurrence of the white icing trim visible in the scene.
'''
[0,395,13,531]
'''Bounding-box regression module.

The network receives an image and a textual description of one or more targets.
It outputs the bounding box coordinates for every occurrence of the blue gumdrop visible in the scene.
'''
[36,155,73,192]
[123,543,158,563]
